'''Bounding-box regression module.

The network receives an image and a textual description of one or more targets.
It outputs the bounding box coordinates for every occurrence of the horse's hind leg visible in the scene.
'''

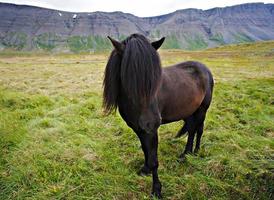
[194,122,204,154]
[194,82,213,154]
[179,117,196,161]
[179,107,206,160]
[175,120,188,138]
[192,107,206,155]
[193,91,211,154]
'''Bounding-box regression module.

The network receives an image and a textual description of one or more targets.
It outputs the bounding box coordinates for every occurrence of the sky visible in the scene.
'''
[1,0,274,17]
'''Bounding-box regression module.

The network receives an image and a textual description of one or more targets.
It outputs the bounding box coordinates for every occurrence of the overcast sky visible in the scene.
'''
[1,0,274,17]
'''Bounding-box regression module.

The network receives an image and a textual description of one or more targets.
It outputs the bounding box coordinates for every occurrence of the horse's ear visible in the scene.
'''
[107,36,125,54]
[151,37,165,50]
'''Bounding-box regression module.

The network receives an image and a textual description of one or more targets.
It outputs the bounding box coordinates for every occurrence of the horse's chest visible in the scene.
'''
[118,100,140,131]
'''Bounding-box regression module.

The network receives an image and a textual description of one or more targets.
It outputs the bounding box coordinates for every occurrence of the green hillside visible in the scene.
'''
[1,31,271,52]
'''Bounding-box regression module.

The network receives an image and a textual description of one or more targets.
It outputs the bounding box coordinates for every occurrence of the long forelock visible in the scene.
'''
[120,34,162,105]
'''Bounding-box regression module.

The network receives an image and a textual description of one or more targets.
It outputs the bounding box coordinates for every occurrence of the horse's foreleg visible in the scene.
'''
[139,131,162,198]
[148,132,162,198]
[137,132,151,176]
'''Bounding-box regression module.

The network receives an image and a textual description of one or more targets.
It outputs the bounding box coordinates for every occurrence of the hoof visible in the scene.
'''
[137,165,151,176]
[194,148,199,155]
[151,191,162,199]
[175,132,181,138]
[151,183,162,199]
[178,153,187,163]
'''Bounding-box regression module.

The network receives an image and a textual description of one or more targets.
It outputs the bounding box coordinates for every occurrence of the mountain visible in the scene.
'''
[0,2,273,52]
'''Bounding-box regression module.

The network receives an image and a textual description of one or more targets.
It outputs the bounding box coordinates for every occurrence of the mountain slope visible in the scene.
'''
[0,2,273,51]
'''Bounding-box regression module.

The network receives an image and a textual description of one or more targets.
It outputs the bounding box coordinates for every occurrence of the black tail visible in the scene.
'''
[175,122,188,138]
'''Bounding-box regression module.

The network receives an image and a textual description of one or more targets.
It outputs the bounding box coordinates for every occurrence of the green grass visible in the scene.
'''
[0,41,273,199]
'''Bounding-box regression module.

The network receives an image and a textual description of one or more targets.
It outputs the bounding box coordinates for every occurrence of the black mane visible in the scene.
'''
[103,34,162,113]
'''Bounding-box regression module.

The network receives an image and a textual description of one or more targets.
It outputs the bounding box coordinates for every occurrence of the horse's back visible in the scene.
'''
[174,60,211,81]
[163,61,213,93]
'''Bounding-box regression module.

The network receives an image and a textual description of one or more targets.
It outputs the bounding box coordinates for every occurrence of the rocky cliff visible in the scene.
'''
[0,2,273,51]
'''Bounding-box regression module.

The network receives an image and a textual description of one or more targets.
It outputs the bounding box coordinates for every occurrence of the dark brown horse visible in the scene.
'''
[103,33,214,198]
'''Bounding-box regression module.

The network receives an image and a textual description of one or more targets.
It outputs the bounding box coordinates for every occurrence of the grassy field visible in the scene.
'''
[0,41,273,200]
